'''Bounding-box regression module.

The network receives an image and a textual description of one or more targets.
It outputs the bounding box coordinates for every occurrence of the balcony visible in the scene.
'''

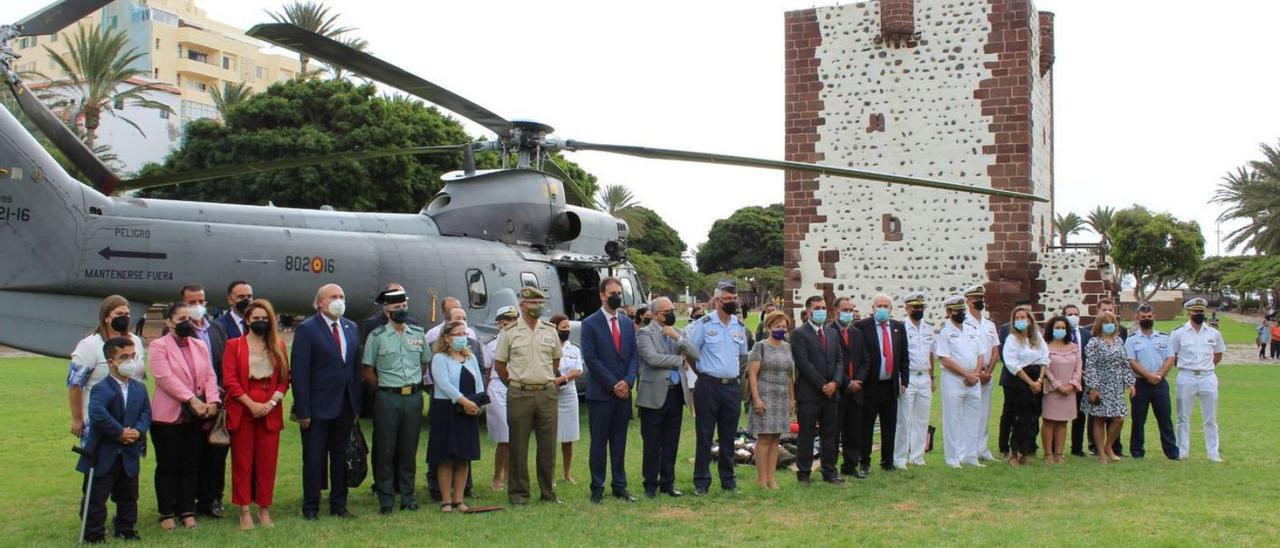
[175,57,222,81]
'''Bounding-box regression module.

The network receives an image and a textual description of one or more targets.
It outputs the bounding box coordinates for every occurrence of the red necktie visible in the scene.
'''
[611,316,622,352]
[817,326,827,350]
[331,321,342,354]
[880,323,894,376]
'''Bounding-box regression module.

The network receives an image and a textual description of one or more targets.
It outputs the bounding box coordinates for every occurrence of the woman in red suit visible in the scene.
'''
[223,299,290,530]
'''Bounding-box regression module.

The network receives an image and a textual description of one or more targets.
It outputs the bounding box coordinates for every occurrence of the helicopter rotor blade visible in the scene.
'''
[562,141,1048,202]
[3,80,119,192]
[14,0,114,37]
[247,23,511,137]
[117,144,471,192]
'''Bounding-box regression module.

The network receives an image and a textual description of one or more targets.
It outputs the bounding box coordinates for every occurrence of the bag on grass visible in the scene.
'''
[346,421,369,488]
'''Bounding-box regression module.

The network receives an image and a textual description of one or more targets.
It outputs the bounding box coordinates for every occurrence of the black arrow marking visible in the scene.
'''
[98,247,168,261]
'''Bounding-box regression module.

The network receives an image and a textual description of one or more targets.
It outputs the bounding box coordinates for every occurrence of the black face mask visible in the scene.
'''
[973,300,985,311]
[390,309,409,324]
[690,314,704,322]
[109,315,131,333]
[249,320,271,337]
[1139,319,1154,330]
[606,294,622,310]
[174,320,194,338]
[951,312,966,325]
[909,309,924,321]
[234,298,251,314]
[722,301,739,316]
[662,311,676,326]
[1190,313,1206,325]
[558,330,570,342]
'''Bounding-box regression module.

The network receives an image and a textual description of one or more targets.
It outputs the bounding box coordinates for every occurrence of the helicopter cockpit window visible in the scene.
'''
[620,277,636,306]
[466,269,487,308]
[520,272,539,289]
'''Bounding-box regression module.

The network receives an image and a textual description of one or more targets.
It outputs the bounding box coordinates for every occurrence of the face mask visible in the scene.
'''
[1190,313,1205,325]
[234,298,251,314]
[526,305,544,318]
[1066,315,1079,328]
[951,312,966,324]
[606,294,623,310]
[109,315,131,333]
[838,311,854,325]
[770,329,787,340]
[1101,323,1117,335]
[1139,319,1154,330]
[810,309,827,325]
[115,359,140,379]
[450,337,468,352]
[174,320,194,338]
[1052,328,1068,341]
[249,320,271,336]
[555,330,569,342]
[691,314,704,322]
[973,300,985,311]
[327,298,346,318]
[662,311,676,326]
[909,309,924,321]
[874,308,890,323]
[639,317,650,326]
[1014,319,1028,332]
[190,304,207,319]
[721,301,738,316]
[390,309,409,324]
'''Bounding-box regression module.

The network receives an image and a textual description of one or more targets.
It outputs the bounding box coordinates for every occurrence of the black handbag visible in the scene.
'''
[345,421,369,488]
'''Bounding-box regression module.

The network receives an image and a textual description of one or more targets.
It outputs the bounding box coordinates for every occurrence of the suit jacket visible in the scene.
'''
[148,335,221,424]
[997,322,1014,386]
[854,318,910,396]
[77,377,151,478]
[790,322,847,403]
[1073,327,1092,366]
[216,311,246,340]
[290,314,362,421]
[580,309,640,402]
[222,336,290,432]
[203,318,228,385]
[837,323,871,404]
[635,321,699,409]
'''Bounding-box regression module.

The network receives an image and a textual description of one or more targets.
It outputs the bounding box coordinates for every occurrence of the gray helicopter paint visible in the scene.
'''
[0,104,636,358]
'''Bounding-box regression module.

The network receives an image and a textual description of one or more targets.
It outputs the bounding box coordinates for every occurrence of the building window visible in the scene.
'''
[109,16,118,29]
[152,9,178,26]
[180,100,218,124]
[520,272,539,289]
[466,270,488,308]
[19,37,28,49]
[113,98,124,110]
[155,38,160,50]
[159,109,170,119]
[187,50,208,63]
[50,34,57,42]
[255,66,265,80]
[222,56,231,70]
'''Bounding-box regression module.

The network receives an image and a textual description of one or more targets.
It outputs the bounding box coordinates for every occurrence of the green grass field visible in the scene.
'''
[3,356,1278,546]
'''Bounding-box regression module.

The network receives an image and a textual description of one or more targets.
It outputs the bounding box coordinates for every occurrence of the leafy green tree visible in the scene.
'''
[1052,211,1084,246]
[629,250,703,297]
[266,1,354,76]
[1110,206,1205,303]
[1212,152,1280,254]
[30,25,173,151]
[628,206,686,258]
[696,204,784,274]
[1222,256,1280,308]
[597,184,647,238]
[208,81,255,118]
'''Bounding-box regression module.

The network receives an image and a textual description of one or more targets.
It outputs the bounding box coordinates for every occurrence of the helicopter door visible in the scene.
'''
[556,267,601,321]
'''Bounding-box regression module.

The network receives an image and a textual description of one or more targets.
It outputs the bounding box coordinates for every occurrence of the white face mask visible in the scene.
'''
[190,304,207,320]
[1067,315,1080,328]
[327,298,346,318]
[116,359,141,378]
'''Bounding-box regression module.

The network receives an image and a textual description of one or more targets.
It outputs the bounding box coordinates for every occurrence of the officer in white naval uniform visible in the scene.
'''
[963,284,1000,462]
[1160,298,1226,462]
[934,295,988,468]
[893,292,935,469]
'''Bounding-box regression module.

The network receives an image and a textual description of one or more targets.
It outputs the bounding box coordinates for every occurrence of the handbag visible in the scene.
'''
[345,420,369,488]
[207,408,230,447]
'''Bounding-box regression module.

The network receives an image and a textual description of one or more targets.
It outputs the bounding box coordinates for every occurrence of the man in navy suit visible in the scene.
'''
[853,294,910,473]
[216,280,254,339]
[580,277,640,503]
[291,283,363,520]
[77,337,151,543]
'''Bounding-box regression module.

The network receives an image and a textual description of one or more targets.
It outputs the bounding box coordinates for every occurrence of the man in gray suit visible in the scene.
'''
[636,297,699,498]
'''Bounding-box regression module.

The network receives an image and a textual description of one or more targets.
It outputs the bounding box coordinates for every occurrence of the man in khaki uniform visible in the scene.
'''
[494,287,563,505]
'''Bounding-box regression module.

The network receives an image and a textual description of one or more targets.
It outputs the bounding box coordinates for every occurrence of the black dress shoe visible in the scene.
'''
[379,505,394,516]
[823,475,846,484]
[613,490,638,502]
[330,508,354,519]
[1071,450,1086,457]
[662,488,684,498]
[84,537,106,544]
[590,491,603,504]
[852,468,868,479]
[114,531,141,541]
[644,490,657,499]
[210,499,225,518]
[796,474,812,485]
[401,502,420,511]
[722,486,741,494]
[692,488,708,497]
[539,496,562,504]
[881,464,897,472]
[302,512,319,521]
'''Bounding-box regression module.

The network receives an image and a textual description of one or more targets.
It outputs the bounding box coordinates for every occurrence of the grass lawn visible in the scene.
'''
[3,356,1278,546]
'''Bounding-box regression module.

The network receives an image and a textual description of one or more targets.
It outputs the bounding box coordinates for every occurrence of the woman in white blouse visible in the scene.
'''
[551,314,585,485]
[68,295,147,440]
[1000,305,1047,466]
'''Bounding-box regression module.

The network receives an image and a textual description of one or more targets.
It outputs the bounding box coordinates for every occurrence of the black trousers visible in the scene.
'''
[692,380,739,491]
[84,458,138,541]
[1070,403,1087,454]
[300,406,353,515]
[837,396,865,474]
[588,396,632,494]
[151,422,203,519]
[796,397,839,479]
[862,380,898,468]
[1131,379,1178,459]
[640,384,684,492]
[195,440,228,512]
[997,393,1014,454]
[1004,365,1041,456]
[1271,340,1280,359]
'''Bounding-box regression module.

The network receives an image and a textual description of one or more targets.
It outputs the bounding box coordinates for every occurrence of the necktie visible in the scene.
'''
[817,326,827,350]
[841,329,849,348]
[880,323,894,377]
[331,321,342,355]
[665,336,680,384]
[611,316,622,353]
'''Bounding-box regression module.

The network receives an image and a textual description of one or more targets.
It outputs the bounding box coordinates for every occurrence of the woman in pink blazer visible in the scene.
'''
[148,303,222,530]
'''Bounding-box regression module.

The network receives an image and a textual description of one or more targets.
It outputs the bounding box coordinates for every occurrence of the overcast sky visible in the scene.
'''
[11,0,1280,257]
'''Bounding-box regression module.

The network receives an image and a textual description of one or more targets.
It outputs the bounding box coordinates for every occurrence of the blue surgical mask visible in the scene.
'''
[874,308,890,323]
[450,337,468,352]
[810,310,827,325]
[838,311,854,325]
[770,329,787,340]
[1014,319,1028,332]
[1102,323,1117,335]
[1052,329,1068,341]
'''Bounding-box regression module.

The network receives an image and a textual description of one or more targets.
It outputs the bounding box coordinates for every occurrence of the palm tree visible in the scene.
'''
[1052,211,1084,246]
[1212,160,1280,254]
[1086,206,1116,247]
[208,81,255,118]
[31,25,173,151]
[596,183,647,238]
[325,36,369,80]
[266,1,354,76]
[1,86,123,176]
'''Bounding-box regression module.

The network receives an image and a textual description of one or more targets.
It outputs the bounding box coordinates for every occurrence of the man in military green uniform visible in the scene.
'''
[361,288,430,514]
[494,287,563,505]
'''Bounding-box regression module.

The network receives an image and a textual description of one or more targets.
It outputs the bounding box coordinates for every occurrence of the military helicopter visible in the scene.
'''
[0,0,1043,358]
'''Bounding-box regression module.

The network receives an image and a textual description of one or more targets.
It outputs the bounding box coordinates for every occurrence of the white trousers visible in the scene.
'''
[940,372,982,466]
[976,378,995,459]
[1176,370,1219,459]
[894,373,932,467]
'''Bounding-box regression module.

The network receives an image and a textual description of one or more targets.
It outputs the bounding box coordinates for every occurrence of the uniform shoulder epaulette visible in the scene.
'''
[539,320,557,328]
[699,314,714,324]
[370,325,388,336]
[406,324,425,334]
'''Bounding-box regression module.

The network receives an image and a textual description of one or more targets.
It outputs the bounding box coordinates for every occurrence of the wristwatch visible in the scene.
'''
[268,399,278,408]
